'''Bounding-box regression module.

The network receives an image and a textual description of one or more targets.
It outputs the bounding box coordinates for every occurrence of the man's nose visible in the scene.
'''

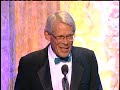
[62,37,68,45]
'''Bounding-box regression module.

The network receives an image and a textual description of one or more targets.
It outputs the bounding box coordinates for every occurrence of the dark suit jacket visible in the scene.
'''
[14,45,103,90]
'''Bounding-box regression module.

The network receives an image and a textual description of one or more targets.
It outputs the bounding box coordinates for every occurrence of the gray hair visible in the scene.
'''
[44,11,76,33]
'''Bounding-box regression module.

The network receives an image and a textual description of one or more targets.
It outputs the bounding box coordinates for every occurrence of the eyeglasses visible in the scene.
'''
[51,33,75,43]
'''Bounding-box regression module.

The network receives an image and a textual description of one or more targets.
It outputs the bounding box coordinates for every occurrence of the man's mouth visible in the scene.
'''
[60,47,69,52]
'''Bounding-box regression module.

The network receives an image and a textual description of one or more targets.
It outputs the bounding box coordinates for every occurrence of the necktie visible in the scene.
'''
[54,57,71,64]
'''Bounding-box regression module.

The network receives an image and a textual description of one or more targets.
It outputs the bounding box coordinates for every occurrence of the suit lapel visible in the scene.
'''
[37,45,53,90]
[70,47,84,90]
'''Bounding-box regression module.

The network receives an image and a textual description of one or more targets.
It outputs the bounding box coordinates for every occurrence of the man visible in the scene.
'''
[14,11,103,90]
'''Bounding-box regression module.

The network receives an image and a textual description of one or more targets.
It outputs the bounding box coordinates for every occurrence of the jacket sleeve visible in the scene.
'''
[14,57,31,90]
[89,51,103,90]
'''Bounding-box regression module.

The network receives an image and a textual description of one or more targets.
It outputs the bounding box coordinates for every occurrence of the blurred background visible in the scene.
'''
[1,1,119,90]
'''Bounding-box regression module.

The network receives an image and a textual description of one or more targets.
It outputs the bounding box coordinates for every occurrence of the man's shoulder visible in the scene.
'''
[19,46,48,66]
[23,47,47,59]
[72,46,97,64]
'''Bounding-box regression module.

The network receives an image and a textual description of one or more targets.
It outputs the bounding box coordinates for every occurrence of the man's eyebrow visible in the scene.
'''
[57,35,64,37]
[57,34,73,36]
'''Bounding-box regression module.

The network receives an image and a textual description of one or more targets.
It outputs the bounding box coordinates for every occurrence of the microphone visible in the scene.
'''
[61,64,68,77]
[61,64,69,90]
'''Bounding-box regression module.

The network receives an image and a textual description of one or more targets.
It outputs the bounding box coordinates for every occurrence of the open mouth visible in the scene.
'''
[60,47,69,53]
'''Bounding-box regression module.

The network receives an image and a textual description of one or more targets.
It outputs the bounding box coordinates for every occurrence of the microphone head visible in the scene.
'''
[61,64,68,76]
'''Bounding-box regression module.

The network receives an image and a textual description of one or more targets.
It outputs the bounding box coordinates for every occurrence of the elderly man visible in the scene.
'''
[14,11,103,90]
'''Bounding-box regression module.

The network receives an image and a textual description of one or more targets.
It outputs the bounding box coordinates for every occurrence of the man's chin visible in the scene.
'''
[58,54,69,58]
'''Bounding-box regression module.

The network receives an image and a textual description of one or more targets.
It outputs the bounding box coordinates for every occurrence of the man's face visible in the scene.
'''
[50,21,74,58]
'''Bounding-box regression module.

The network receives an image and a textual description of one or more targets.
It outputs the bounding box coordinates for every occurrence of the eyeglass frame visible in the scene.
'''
[50,33,75,43]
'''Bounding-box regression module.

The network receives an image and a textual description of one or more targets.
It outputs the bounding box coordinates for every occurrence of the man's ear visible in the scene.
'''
[44,31,51,41]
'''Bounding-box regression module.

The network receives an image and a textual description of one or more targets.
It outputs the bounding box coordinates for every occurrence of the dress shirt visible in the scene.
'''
[48,45,72,90]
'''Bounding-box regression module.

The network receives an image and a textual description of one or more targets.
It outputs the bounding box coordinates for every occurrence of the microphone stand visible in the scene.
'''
[62,75,69,90]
